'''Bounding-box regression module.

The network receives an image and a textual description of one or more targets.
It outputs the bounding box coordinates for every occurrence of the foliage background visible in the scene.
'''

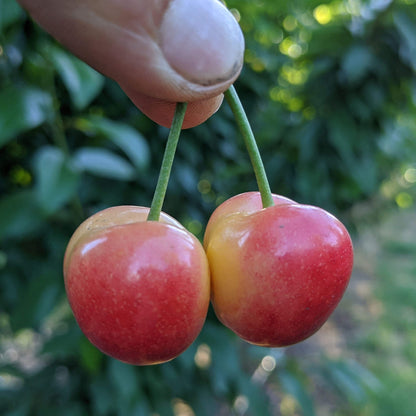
[1,0,416,415]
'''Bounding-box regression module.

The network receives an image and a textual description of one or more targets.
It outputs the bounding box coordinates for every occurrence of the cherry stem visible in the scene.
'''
[224,85,274,208]
[147,102,188,221]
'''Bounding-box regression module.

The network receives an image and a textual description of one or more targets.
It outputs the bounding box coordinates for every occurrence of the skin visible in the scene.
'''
[204,193,354,347]
[63,205,184,275]
[17,0,244,128]
[203,191,296,246]
[64,206,210,365]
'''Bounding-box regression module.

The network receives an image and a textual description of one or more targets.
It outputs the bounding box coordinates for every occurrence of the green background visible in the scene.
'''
[1,0,416,415]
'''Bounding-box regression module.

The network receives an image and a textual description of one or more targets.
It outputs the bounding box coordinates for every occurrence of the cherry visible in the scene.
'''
[64,206,210,365]
[204,192,353,347]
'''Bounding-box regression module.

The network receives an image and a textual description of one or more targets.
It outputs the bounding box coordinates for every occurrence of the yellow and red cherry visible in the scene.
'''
[64,206,210,365]
[204,192,353,347]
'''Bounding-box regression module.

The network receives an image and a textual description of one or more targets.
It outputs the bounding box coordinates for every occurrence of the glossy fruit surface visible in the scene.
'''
[64,206,185,276]
[64,206,210,365]
[203,191,296,245]
[204,193,353,347]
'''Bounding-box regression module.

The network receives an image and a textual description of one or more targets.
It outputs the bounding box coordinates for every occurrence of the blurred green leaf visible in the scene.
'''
[342,359,382,394]
[89,378,116,416]
[0,85,53,148]
[4,405,30,416]
[47,45,104,110]
[174,162,198,194]
[0,0,24,31]
[79,337,104,375]
[238,377,270,416]
[0,364,26,379]
[322,359,382,404]
[77,116,150,170]
[341,45,374,85]
[41,326,83,359]
[279,370,316,416]
[10,271,60,331]
[72,147,136,180]
[0,250,8,269]
[61,403,87,416]
[200,322,241,396]
[33,146,80,215]
[0,191,44,240]
[394,10,416,70]
[327,111,356,163]
[108,360,141,409]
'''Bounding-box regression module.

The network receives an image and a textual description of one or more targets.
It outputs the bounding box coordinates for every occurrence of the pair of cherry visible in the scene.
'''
[64,191,353,366]
[63,88,353,366]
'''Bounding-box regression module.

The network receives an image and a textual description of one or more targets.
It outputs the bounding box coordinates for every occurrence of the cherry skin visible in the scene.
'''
[203,191,296,245]
[64,206,210,365]
[204,193,353,347]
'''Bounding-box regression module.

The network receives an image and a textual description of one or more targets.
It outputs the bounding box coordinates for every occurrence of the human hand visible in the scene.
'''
[18,0,244,128]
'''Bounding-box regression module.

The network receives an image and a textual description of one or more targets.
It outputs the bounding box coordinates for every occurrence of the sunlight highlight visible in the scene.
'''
[404,168,416,184]
[280,65,309,85]
[280,395,298,416]
[261,355,276,372]
[314,4,333,24]
[229,8,241,22]
[283,15,298,32]
[172,399,195,416]
[194,343,211,369]
[279,37,303,58]
[186,220,203,236]
[395,192,413,208]
[233,395,249,414]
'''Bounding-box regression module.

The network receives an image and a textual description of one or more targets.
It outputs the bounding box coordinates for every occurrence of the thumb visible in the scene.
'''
[120,0,245,128]
[157,0,244,99]
[18,0,244,127]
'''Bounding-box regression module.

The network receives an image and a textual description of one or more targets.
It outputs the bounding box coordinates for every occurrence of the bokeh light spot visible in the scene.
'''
[194,343,211,369]
[261,355,276,372]
[288,43,303,58]
[172,399,195,416]
[186,220,203,236]
[233,395,249,414]
[197,179,211,194]
[10,166,32,187]
[314,5,332,24]
[229,8,241,22]
[280,394,298,416]
[288,97,304,112]
[283,15,298,32]
[404,168,416,183]
[395,192,413,208]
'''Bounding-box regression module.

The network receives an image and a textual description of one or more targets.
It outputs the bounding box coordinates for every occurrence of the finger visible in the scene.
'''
[125,89,223,129]
[18,0,244,117]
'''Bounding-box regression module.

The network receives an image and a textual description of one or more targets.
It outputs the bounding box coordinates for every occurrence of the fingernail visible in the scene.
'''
[160,0,244,86]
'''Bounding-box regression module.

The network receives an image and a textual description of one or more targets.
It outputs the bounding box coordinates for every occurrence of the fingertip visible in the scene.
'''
[128,92,224,129]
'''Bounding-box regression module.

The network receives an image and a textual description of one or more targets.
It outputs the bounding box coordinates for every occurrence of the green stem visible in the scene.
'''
[147,102,188,221]
[224,85,274,208]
